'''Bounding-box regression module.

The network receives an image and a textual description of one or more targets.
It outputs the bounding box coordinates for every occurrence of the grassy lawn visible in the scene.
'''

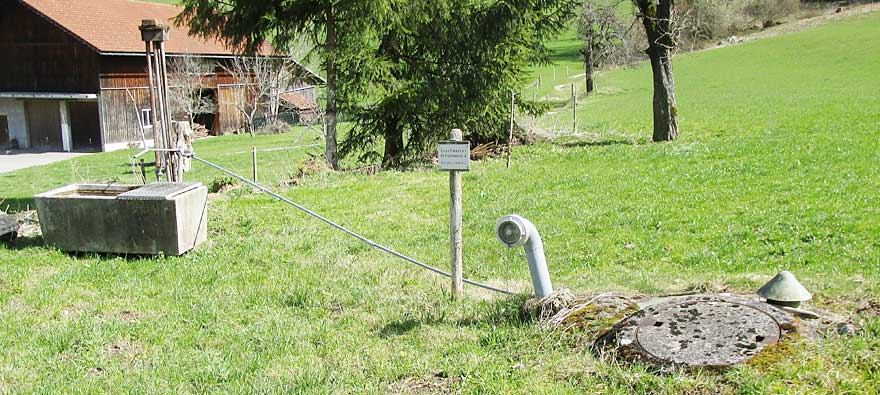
[0,128,326,211]
[1,9,879,395]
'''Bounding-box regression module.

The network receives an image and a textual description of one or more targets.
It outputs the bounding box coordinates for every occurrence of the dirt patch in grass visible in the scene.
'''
[101,309,144,323]
[855,299,880,317]
[389,372,460,395]
[60,303,95,320]
[104,339,145,361]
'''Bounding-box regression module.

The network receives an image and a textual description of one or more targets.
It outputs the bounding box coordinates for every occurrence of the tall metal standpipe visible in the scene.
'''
[139,19,177,182]
[143,39,161,180]
[495,215,553,297]
[157,40,178,180]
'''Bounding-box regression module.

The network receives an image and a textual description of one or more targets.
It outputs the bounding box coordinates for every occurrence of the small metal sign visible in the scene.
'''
[438,141,471,171]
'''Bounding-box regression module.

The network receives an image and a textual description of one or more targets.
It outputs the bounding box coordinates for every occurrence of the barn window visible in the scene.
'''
[141,109,153,128]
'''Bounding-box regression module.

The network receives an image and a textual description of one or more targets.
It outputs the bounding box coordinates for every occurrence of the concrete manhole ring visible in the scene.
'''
[596,294,794,368]
[635,300,781,366]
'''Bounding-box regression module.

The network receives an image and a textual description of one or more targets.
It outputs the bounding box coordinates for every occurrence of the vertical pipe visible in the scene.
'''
[152,44,166,167]
[495,215,553,297]
[158,42,177,181]
[145,41,161,179]
[522,220,552,298]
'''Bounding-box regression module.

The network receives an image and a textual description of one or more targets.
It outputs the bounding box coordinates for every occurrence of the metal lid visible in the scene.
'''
[757,271,812,302]
[117,182,202,200]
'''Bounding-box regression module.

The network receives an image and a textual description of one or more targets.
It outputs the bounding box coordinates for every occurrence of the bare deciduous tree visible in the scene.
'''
[221,56,275,136]
[579,1,627,94]
[222,46,315,136]
[266,38,316,126]
[633,0,680,142]
[168,56,217,126]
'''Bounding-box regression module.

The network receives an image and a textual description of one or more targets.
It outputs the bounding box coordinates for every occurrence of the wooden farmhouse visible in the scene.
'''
[1,0,323,152]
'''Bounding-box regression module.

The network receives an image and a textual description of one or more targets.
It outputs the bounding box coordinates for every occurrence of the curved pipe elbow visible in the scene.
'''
[496,215,553,298]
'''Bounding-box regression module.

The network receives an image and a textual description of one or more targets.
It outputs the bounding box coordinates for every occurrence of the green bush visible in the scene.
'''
[208,175,239,193]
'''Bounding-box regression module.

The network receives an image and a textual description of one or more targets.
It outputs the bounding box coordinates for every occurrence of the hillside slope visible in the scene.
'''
[534,10,880,141]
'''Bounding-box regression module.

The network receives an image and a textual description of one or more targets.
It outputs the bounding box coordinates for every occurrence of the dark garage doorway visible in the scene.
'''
[25,100,63,150]
[68,101,101,151]
[192,88,217,133]
[0,115,9,149]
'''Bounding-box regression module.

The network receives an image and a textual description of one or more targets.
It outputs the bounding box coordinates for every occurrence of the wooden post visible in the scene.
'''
[139,159,147,184]
[449,128,464,300]
[507,92,515,169]
[252,146,258,183]
[572,84,577,133]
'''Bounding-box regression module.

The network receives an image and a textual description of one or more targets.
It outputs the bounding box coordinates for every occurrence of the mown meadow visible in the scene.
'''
[0,8,878,394]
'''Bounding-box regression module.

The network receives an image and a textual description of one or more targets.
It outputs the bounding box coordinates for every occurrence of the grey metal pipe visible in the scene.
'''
[495,215,553,297]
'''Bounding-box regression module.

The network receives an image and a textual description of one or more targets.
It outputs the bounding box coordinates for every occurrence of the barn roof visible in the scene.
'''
[19,0,249,56]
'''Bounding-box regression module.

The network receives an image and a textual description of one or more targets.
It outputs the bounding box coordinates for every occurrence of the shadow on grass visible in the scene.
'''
[4,235,45,250]
[378,293,533,338]
[0,197,36,213]
[547,44,582,64]
[554,139,639,148]
[2,237,170,263]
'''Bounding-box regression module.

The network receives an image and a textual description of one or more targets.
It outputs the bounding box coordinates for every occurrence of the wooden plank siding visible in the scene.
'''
[99,71,249,142]
[217,85,248,135]
[99,86,151,146]
[0,1,101,93]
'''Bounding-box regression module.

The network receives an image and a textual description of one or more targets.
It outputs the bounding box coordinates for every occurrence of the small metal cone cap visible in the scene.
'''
[757,271,812,302]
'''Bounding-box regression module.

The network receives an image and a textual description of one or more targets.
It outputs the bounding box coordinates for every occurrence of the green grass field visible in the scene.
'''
[1,9,878,394]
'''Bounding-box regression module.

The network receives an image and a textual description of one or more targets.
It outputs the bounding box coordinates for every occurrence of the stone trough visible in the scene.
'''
[35,182,207,255]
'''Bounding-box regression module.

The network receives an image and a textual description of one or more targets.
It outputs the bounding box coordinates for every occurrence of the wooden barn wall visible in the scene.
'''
[0,2,100,93]
[99,86,151,145]
[217,85,247,135]
[98,56,321,140]
[99,59,245,141]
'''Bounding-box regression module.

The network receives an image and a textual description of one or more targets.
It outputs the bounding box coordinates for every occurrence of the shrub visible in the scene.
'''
[745,0,800,26]
[678,0,750,43]
[209,176,239,193]
[256,120,293,135]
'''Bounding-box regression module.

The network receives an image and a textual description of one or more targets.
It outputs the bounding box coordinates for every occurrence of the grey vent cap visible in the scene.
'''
[757,271,812,302]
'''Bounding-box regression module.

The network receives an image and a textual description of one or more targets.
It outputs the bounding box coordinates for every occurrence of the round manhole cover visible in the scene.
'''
[635,299,782,367]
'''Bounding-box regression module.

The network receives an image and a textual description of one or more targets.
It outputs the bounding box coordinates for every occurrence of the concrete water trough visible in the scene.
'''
[35,182,207,255]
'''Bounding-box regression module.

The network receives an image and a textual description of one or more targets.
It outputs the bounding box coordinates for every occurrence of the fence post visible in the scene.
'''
[449,129,464,300]
[507,92,515,169]
[572,84,577,133]
[252,146,258,183]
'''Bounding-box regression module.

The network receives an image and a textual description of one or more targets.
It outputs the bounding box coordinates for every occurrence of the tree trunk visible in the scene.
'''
[324,6,339,170]
[584,48,595,95]
[637,0,679,142]
[382,116,403,167]
[583,33,596,95]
